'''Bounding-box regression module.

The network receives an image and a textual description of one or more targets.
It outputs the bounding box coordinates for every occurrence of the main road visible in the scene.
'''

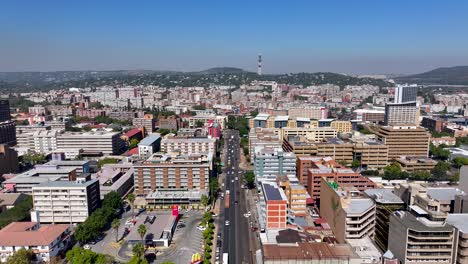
[218,129,252,264]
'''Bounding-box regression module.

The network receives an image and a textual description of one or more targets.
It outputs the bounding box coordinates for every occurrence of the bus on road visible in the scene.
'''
[222,253,228,264]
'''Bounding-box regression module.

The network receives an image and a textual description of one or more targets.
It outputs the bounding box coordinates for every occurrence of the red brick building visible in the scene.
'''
[261,182,288,230]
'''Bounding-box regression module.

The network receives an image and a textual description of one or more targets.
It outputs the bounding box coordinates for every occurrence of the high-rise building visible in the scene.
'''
[57,131,125,155]
[253,147,296,182]
[133,114,156,133]
[0,121,16,146]
[394,84,418,103]
[363,189,405,252]
[384,102,419,126]
[0,144,18,177]
[320,178,376,243]
[376,126,430,159]
[0,99,11,123]
[32,179,100,223]
[388,211,456,264]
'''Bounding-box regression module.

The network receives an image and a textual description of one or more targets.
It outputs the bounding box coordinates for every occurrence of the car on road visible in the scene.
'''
[225,220,230,226]
[217,233,221,239]
[83,244,91,250]
[244,212,251,217]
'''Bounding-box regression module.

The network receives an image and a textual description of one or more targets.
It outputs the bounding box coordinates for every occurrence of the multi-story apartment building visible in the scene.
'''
[281,127,337,141]
[288,106,328,120]
[188,114,227,129]
[248,127,282,161]
[0,221,72,263]
[258,181,288,230]
[376,126,430,160]
[0,144,18,177]
[304,157,376,200]
[253,147,296,182]
[133,153,211,196]
[388,211,456,264]
[44,160,90,175]
[161,137,216,155]
[158,116,180,131]
[364,189,405,252]
[353,109,385,124]
[57,131,125,155]
[0,99,11,122]
[320,178,376,243]
[106,110,138,121]
[132,114,156,133]
[47,105,75,116]
[28,105,47,115]
[276,175,310,217]
[32,179,100,223]
[447,214,468,264]
[421,116,445,132]
[384,102,419,126]
[32,130,58,153]
[75,108,106,119]
[0,121,16,146]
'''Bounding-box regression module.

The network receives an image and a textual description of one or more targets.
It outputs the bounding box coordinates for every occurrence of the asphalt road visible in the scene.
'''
[219,130,251,264]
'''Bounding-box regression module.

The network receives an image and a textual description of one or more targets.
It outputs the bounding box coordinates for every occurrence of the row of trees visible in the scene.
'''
[74,192,122,244]
[382,162,461,182]
[201,212,215,264]
[226,116,249,136]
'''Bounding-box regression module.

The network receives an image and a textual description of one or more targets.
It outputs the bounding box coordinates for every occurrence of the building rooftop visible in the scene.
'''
[364,189,404,204]
[126,213,176,242]
[275,115,289,122]
[124,128,142,138]
[347,237,382,263]
[254,113,270,121]
[344,199,375,215]
[262,182,287,201]
[447,214,468,233]
[33,179,98,188]
[45,160,90,166]
[138,134,161,146]
[263,242,359,261]
[0,222,70,247]
[426,187,465,201]
[391,211,454,231]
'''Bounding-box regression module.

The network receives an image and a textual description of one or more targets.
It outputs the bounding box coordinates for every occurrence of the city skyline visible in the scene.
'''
[1,1,468,74]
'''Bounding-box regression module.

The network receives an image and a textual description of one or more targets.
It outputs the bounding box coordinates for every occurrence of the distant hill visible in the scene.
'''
[195,67,248,74]
[396,66,468,85]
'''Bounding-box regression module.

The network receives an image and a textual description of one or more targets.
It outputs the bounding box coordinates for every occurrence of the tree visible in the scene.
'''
[452,157,468,168]
[127,256,149,264]
[383,163,403,180]
[432,161,450,180]
[132,242,145,258]
[244,171,255,189]
[137,224,147,244]
[0,196,33,229]
[112,218,120,242]
[66,247,114,264]
[200,194,209,207]
[6,249,32,264]
[129,138,140,149]
[22,152,47,166]
[195,120,204,128]
[410,170,431,181]
[351,160,361,169]
[127,193,136,218]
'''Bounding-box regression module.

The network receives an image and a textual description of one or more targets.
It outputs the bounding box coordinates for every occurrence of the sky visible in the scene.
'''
[1,0,468,74]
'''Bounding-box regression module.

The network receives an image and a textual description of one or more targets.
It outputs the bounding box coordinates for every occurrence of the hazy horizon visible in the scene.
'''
[1,1,468,74]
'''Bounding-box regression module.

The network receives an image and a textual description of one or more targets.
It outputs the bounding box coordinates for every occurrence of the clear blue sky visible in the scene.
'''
[1,0,467,74]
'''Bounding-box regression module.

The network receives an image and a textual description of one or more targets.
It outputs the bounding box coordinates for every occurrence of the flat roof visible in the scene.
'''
[391,211,454,231]
[262,182,287,201]
[33,179,98,188]
[126,213,176,242]
[364,189,404,204]
[427,188,465,201]
[447,214,468,233]
[139,134,161,146]
[46,160,89,166]
[263,242,358,261]
[343,199,375,215]
[275,116,289,122]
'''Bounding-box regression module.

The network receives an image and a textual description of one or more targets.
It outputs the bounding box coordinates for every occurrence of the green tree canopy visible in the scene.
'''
[97,158,119,168]
[129,138,140,149]
[244,171,255,189]
[452,157,468,168]
[6,249,32,264]
[132,243,145,259]
[65,247,114,264]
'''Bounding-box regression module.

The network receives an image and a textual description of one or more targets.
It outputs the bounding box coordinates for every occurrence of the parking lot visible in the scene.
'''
[155,211,204,264]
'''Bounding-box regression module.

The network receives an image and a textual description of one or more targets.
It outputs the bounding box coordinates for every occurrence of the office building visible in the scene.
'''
[161,137,216,155]
[276,176,310,217]
[281,127,337,141]
[0,144,18,177]
[0,99,11,123]
[3,166,77,194]
[138,134,162,159]
[93,165,134,199]
[133,153,211,196]
[253,147,296,182]
[44,160,90,175]
[258,181,288,230]
[396,156,437,172]
[158,116,179,131]
[133,114,156,133]
[388,211,455,264]
[0,222,72,263]
[364,189,405,252]
[384,102,419,126]
[320,178,376,243]
[28,105,47,115]
[376,126,430,160]
[75,108,106,118]
[421,116,445,132]
[288,106,328,120]
[32,179,100,223]
[57,131,125,155]
[446,214,468,264]
[394,84,418,103]
[353,109,386,124]
[0,121,16,145]
[248,127,282,161]
[330,120,353,133]
[188,114,227,129]
[296,156,376,194]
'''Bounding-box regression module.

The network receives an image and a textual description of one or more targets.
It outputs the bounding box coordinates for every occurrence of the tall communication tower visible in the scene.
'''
[257,53,262,75]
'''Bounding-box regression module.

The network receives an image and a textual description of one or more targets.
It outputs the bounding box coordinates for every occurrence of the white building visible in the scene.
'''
[0,222,72,263]
[57,131,125,155]
[32,179,100,224]
[161,137,216,155]
[253,147,296,182]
